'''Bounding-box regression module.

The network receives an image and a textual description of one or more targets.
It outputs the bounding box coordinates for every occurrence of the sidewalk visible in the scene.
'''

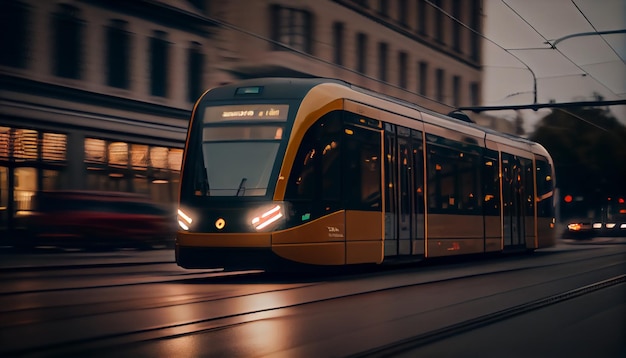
[0,247,175,271]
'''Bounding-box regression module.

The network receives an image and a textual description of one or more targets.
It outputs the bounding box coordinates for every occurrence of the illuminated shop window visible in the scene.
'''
[131,144,148,170]
[14,167,36,211]
[108,142,128,166]
[85,138,106,163]
[13,129,38,160]
[42,133,67,161]
[168,148,183,171]
[150,147,169,169]
[0,127,9,160]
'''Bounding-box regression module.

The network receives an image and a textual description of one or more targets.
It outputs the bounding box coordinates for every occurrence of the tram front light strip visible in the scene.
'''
[178,208,193,231]
[251,205,283,231]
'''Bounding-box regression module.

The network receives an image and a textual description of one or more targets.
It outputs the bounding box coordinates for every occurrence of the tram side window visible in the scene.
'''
[285,111,342,222]
[483,151,500,215]
[522,158,535,216]
[427,141,481,214]
[535,156,554,217]
[344,123,381,210]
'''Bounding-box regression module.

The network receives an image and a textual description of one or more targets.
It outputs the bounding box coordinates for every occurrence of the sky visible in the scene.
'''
[481,0,626,134]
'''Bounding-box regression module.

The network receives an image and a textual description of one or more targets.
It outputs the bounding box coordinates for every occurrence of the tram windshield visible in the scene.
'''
[194,104,289,197]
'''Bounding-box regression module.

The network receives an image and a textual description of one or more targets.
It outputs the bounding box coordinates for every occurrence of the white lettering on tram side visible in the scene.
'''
[327,226,344,238]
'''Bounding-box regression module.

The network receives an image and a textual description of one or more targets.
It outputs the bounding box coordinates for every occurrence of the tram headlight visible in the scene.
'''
[177,208,194,231]
[250,204,284,231]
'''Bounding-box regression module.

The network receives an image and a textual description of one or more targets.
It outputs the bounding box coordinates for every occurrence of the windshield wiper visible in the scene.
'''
[236,178,247,196]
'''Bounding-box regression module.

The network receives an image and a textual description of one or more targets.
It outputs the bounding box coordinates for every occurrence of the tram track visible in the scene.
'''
[3,249,624,357]
[349,274,626,357]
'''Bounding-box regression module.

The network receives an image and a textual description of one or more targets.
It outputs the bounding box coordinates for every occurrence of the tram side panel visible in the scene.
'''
[277,108,385,265]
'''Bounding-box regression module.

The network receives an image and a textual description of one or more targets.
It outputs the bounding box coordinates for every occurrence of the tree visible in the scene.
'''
[530,107,626,220]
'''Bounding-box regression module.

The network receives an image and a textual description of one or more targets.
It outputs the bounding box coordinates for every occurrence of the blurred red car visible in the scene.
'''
[23,191,176,250]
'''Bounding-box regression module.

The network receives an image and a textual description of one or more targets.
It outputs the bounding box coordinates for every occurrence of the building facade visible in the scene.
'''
[0,0,484,242]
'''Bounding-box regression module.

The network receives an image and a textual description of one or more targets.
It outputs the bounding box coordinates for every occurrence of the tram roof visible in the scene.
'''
[201,77,538,147]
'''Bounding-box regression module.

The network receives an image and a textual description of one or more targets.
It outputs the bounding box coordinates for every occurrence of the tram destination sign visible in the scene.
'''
[204,104,289,122]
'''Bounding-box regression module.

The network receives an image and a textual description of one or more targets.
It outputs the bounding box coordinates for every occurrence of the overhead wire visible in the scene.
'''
[501,0,623,99]
[570,0,626,64]
[427,0,621,132]
[424,0,539,104]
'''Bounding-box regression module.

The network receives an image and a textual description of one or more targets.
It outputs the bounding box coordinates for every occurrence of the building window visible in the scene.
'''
[85,138,106,164]
[108,142,129,168]
[150,30,169,97]
[106,19,130,89]
[417,0,427,35]
[418,61,428,96]
[398,52,408,89]
[469,0,481,62]
[42,133,67,162]
[398,0,407,27]
[470,82,480,106]
[85,138,182,203]
[452,0,462,53]
[356,33,367,74]
[379,0,388,17]
[0,0,30,68]
[436,68,445,102]
[53,4,84,79]
[13,129,38,161]
[0,127,10,160]
[187,41,203,103]
[431,0,444,44]
[378,42,388,82]
[0,128,67,212]
[452,75,461,107]
[333,22,344,66]
[270,5,312,54]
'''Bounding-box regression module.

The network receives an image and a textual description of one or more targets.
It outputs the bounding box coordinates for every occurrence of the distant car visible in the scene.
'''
[23,191,176,250]
[561,217,596,240]
[562,203,626,239]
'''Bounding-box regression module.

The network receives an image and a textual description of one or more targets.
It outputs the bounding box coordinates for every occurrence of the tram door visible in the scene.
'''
[384,126,425,257]
[502,153,525,247]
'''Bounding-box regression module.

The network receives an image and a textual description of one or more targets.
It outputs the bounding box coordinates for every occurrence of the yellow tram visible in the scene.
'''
[176,78,555,270]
